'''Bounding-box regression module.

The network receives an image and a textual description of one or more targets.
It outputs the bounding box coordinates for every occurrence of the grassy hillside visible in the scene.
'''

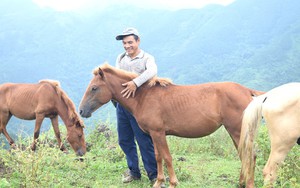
[0,123,299,188]
[0,2,299,185]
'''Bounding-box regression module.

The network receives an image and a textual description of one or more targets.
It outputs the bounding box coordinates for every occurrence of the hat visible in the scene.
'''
[116,27,140,40]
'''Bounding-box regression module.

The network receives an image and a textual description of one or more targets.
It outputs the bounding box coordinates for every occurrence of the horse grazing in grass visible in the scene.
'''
[79,63,264,188]
[0,80,86,156]
[239,82,300,188]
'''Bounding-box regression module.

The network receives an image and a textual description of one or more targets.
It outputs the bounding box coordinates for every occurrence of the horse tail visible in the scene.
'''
[238,94,267,183]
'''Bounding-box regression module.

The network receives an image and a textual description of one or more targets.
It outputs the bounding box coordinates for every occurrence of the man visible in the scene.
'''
[115,27,158,183]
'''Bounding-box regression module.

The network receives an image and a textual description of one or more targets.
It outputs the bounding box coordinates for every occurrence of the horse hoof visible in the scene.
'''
[153,181,165,188]
[10,143,17,149]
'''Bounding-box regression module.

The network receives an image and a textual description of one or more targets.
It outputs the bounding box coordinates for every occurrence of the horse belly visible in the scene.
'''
[10,107,36,120]
[167,120,221,138]
[8,95,37,120]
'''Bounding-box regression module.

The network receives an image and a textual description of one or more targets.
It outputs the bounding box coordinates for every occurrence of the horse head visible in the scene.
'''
[56,84,87,156]
[66,116,86,156]
[79,66,113,118]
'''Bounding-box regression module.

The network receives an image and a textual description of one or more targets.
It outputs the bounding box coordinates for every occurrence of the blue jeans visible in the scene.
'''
[116,103,157,180]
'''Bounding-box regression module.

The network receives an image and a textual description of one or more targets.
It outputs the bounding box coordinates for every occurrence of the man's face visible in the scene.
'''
[122,35,140,58]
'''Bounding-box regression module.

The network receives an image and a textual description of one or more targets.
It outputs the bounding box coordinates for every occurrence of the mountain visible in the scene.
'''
[0,0,300,137]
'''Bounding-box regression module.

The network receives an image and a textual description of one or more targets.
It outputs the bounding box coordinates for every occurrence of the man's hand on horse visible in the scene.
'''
[121,81,137,98]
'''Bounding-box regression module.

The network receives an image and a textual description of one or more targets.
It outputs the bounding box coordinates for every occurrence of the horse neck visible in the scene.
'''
[107,73,139,113]
[114,94,139,113]
[57,104,74,127]
[55,94,76,127]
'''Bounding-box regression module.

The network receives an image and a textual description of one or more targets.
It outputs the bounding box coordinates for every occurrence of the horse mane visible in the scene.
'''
[94,63,137,79]
[39,79,60,87]
[39,79,83,127]
[148,77,173,87]
[94,63,173,87]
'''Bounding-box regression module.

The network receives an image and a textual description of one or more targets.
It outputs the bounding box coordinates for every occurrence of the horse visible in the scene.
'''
[238,82,300,187]
[79,63,264,188]
[0,80,86,156]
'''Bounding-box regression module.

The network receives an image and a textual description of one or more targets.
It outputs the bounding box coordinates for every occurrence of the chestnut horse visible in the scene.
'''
[0,80,86,156]
[239,82,300,187]
[79,64,264,188]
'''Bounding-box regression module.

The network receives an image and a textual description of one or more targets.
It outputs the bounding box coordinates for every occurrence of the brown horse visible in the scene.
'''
[79,63,264,188]
[0,80,86,156]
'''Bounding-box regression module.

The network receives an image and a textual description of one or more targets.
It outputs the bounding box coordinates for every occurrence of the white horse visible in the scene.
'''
[238,82,300,187]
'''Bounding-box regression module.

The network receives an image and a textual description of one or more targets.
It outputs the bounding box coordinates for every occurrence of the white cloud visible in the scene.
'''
[32,0,235,12]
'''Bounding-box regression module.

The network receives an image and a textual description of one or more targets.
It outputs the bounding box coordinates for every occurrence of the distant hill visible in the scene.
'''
[0,0,300,136]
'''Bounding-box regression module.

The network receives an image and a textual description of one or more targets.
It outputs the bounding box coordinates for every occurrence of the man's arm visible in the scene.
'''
[122,56,157,98]
[133,56,157,87]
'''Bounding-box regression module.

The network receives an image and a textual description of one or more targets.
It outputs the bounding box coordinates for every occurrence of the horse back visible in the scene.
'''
[135,82,258,137]
[260,83,300,138]
[137,81,259,119]
[215,82,262,119]
[0,82,59,120]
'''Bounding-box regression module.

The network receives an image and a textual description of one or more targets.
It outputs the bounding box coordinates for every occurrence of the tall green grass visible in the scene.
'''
[0,123,299,188]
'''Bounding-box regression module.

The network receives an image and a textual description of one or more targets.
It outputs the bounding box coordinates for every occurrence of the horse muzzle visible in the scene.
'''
[76,147,86,156]
[79,109,92,118]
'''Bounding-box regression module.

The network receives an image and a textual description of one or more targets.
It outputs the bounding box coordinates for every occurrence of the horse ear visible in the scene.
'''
[98,68,104,78]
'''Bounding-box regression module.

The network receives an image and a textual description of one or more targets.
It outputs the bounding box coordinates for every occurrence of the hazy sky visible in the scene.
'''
[32,0,236,11]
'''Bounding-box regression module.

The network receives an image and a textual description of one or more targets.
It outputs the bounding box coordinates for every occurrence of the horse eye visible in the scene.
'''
[91,87,97,92]
[76,122,81,128]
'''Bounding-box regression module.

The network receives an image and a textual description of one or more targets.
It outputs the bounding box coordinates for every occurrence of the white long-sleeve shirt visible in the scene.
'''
[116,50,157,87]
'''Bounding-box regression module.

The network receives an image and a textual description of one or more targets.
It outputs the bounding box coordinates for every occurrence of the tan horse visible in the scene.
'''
[79,63,264,188]
[0,80,86,156]
[239,82,300,188]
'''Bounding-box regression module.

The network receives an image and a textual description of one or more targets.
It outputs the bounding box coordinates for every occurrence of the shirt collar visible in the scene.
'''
[125,50,144,60]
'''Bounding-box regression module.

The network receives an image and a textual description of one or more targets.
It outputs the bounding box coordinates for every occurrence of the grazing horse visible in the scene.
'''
[79,63,264,188]
[0,80,86,156]
[239,82,300,188]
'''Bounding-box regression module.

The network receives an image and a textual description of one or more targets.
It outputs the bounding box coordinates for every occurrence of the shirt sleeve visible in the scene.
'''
[133,55,157,87]
[115,54,122,69]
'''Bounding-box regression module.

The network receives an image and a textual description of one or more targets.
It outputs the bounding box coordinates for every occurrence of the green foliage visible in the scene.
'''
[0,123,242,188]
[86,123,124,163]
[0,123,299,188]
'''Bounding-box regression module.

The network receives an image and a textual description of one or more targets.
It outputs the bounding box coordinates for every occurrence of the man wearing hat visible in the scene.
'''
[115,27,158,183]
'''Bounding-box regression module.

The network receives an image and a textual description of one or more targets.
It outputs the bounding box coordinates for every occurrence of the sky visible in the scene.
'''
[32,0,236,11]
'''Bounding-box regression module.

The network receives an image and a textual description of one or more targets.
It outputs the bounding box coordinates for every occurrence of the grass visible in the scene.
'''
[0,122,299,188]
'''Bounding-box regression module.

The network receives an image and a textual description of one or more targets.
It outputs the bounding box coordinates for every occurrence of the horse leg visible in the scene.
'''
[224,118,256,188]
[0,111,16,148]
[50,116,67,152]
[31,114,44,151]
[263,137,295,187]
[225,124,255,188]
[152,142,165,188]
[151,131,178,188]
